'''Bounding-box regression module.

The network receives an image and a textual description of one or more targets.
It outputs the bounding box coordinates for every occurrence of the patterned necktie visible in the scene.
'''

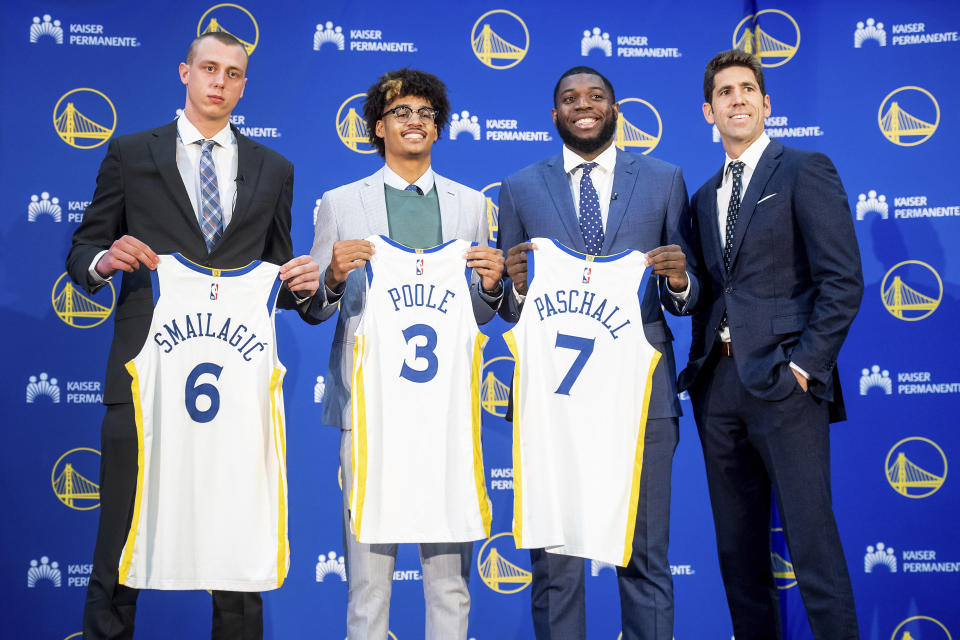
[723,160,745,272]
[197,140,224,252]
[577,162,603,255]
[405,184,423,195]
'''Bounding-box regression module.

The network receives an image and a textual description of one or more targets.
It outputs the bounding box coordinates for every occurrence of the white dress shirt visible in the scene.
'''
[563,142,617,229]
[382,164,435,194]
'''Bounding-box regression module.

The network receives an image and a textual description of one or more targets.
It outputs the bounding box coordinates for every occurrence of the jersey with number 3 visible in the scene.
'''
[506,238,661,566]
[120,254,288,591]
[351,235,492,543]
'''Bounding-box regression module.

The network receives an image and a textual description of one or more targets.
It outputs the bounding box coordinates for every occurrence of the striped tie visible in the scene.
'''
[197,140,224,252]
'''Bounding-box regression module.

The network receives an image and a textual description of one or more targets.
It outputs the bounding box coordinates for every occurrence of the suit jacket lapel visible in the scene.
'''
[602,150,636,253]
[434,174,460,242]
[702,167,726,282]
[222,127,263,246]
[542,156,584,251]
[360,168,390,238]
[148,121,199,236]
[728,139,783,270]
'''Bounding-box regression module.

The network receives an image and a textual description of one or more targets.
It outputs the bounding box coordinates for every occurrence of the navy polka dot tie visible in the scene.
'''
[577,162,603,255]
[723,160,745,272]
[404,184,423,195]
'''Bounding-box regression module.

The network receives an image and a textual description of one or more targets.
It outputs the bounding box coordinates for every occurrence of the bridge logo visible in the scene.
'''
[315,551,346,582]
[890,616,952,640]
[314,22,345,51]
[51,272,115,328]
[856,190,888,220]
[860,365,893,396]
[27,373,61,403]
[471,10,529,70]
[885,437,947,499]
[53,88,116,149]
[480,353,513,418]
[28,192,62,222]
[880,260,942,321]
[477,532,532,593]
[29,14,63,44]
[855,18,887,47]
[770,527,797,589]
[479,182,501,246]
[197,4,258,54]
[865,542,897,573]
[879,86,939,146]
[336,93,376,154]
[27,556,62,587]
[733,9,801,68]
[450,110,482,141]
[615,98,662,155]
[51,447,101,510]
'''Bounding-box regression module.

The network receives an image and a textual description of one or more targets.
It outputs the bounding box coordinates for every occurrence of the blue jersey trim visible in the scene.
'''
[171,252,260,276]
[548,238,633,263]
[150,268,161,307]
[365,260,374,287]
[465,240,478,288]
[379,235,458,254]
[526,245,536,289]
[267,275,283,314]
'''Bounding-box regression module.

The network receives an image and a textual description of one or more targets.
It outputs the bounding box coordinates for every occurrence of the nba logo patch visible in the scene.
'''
[416,258,424,276]
[210,283,219,300]
[582,267,592,284]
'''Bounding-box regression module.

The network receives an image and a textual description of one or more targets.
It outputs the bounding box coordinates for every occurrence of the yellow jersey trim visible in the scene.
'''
[351,336,369,538]
[270,367,288,587]
[471,332,492,537]
[118,361,146,585]
[503,330,523,547]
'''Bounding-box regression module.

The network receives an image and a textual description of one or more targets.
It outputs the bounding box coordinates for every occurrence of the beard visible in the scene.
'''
[554,113,618,155]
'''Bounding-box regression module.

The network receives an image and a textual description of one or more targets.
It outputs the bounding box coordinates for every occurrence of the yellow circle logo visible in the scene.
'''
[615,98,662,155]
[197,4,259,55]
[53,88,116,149]
[477,532,532,593]
[480,182,501,246]
[480,354,514,418]
[733,9,801,68]
[770,527,797,589]
[52,447,101,510]
[336,93,376,154]
[880,260,942,321]
[51,272,115,328]
[891,616,952,640]
[878,86,940,146]
[885,437,947,499]
[64,634,82,640]
[471,10,529,69]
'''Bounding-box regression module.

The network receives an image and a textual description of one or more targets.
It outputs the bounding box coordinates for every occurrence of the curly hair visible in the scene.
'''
[363,68,450,157]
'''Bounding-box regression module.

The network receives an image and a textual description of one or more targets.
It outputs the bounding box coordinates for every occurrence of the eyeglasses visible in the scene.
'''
[381,105,438,123]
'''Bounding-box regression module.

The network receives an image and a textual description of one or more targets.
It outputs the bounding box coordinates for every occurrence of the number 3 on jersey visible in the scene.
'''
[554,333,595,395]
[400,324,439,383]
[185,362,223,423]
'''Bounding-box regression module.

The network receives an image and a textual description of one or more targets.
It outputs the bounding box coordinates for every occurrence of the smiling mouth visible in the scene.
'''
[402,130,426,139]
[730,114,750,120]
[573,117,599,129]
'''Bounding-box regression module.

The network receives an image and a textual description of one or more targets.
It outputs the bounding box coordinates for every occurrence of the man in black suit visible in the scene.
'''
[680,49,862,639]
[66,32,319,639]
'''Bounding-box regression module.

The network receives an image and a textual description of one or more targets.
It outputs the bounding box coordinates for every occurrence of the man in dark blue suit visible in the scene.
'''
[498,65,698,640]
[680,50,862,639]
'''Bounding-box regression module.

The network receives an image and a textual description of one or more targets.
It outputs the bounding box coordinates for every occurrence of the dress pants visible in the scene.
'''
[82,403,263,640]
[689,352,859,640]
[339,429,473,640]
[530,416,678,640]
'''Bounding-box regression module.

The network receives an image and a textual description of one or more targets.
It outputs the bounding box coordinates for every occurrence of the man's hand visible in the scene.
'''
[280,255,320,297]
[505,242,536,295]
[466,246,505,292]
[792,367,809,392]
[95,235,159,277]
[325,239,375,289]
[645,244,688,292]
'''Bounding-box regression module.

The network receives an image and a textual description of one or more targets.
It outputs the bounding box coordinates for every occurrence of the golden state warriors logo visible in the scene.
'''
[51,272,115,328]
[880,260,942,321]
[336,93,376,154]
[480,182,501,246]
[615,98,662,155]
[878,86,939,146]
[886,437,947,499]
[51,447,101,510]
[471,10,529,69]
[64,634,82,640]
[477,532,532,593]
[53,88,116,149]
[481,353,513,418]
[733,9,801,67]
[891,616,952,640]
[770,527,797,589]
[197,4,259,54]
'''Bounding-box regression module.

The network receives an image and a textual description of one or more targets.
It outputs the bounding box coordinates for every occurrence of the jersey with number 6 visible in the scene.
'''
[505,238,661,566]
[119,253,288,591]
[351,235,491,543]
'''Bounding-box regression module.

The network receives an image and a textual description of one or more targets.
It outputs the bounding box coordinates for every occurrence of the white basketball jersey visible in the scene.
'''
[120,254,288,591]
[351,235,492,543]
[505,238,661,566]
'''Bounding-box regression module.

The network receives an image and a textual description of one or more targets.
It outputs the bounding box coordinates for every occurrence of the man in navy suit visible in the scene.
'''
[680,49,862,639]
[498,65,698,640]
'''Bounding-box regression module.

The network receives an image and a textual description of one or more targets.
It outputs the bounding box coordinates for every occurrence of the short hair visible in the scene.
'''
[185,31,249,68]
[703,49,765,104]
[553,65,616,107]
[362,68,451,157]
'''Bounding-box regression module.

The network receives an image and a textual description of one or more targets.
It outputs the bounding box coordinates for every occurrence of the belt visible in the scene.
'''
[719,342,733,357]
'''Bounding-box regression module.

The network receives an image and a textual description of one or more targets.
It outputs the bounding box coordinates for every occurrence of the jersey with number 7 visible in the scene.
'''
[505,238,660,566]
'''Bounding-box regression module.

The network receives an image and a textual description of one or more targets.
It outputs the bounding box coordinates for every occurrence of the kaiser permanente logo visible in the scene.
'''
[861,364,960,397]
[28,13,140,47]
[450,109,552,143]
[26,556,92,588]
[197,4,258,54]
[591,559,695,577]
[580,26,682,59]
[29,191,93,224]
[313,21,417,53]
[878,86,939,146]
[855,17,959,47]
[712,114,823,143]
[856,189,960,221]
[733,9,800,68]
[27,372,102,404]
[315,551,346,582]
[866,541,960,575]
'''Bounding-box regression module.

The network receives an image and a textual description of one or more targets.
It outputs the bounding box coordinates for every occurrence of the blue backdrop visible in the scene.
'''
[3,1,958,638]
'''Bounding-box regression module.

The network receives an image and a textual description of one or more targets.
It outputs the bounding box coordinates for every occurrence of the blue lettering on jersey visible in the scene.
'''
[387,283,456,314]
[152,312,268,361]
[532,289,632,339]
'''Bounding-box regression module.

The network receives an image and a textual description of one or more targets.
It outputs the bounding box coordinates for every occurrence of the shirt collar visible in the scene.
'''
[177,114,234,148]
[562,141,617,176]
[724,132,770,177]
[382,164,435,193]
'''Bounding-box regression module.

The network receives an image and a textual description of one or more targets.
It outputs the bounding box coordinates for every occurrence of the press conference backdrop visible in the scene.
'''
[3,0,958,638]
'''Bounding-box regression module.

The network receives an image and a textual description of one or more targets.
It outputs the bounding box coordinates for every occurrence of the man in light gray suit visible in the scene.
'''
[307,69,504,640]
